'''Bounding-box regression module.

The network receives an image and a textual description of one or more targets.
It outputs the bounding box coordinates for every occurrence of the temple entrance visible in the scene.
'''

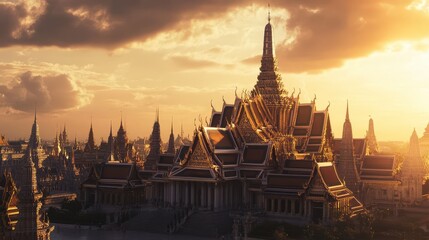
[311,202,323,223]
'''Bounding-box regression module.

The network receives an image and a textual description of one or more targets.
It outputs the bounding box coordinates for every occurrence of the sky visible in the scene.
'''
[0,0,429,143]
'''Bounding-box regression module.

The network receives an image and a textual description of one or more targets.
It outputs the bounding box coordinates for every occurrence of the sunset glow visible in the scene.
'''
[0,0,428,142]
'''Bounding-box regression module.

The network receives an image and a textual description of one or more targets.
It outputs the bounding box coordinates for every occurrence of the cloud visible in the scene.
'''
[0,71,90,113]
[273,0,429,73]
[2,0,429,73]
[0,0,246,48]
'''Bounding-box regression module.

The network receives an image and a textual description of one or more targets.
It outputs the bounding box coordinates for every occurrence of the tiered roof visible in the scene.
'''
[0,172,19,231]
[82,162,143,189]
[359,155,398,183]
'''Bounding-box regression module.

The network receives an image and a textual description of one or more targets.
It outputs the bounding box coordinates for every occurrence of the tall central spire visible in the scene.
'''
[252,7,286,106]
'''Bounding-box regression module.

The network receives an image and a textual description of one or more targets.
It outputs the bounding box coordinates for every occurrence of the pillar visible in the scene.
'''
[169,182,176,206]
[175,182,180,206]
[220,184,224,209]
[214,184,219,211]
[185,182,189,206]
[208,183,213,210]
[201,182,206,208]
[191,182,195,206]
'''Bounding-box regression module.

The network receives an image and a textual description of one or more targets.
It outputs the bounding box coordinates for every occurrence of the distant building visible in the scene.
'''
[81,162,145,213]
[366,117,379,155]
[0,172,19,239]
[419,122,429,157]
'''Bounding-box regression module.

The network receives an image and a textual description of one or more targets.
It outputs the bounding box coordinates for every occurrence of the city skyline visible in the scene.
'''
[1,1,429,141]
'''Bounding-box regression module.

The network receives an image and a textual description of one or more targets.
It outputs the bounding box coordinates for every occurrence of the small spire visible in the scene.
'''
[181,123,184,139]
[171,117,174,134]
[34,105,37,123]
[110,121,113,136]
[156,108,160,123]
[120,111,123,128]
[346,100,350,121]
[268,3,271,23]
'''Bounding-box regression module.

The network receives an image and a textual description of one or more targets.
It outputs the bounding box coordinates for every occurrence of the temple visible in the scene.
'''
[138,16,364,224]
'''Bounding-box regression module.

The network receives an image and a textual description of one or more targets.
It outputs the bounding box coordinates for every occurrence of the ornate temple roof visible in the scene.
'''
[360,155,398,182]
[0,172,19,231]
[83,162,143,189]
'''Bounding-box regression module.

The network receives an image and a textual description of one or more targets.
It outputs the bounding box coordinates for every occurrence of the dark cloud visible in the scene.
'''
[0,0,246,48]
[272,0,429,73]
[0,71,88,113]
[2,1,429,72]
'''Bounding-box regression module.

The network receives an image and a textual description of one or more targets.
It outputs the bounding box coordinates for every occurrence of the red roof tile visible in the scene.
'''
[310,112,325,136]
[295,105,312,126]
[243,144,268,164]
[100,164,132,180]
[216,153,239,165]
[210,113,221,127]
[361,155,395,170]
[206,128,236,149]
[220,106,234,127]
[318,164,343,187]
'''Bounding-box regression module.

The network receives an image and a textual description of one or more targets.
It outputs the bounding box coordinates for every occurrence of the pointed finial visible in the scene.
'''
[235,86,238,99]
[198,114,203,127]
[110,120,113,135]
[34,104,37,122]
[120,110,123,127]
[326,101,331,111]
[156,107,160,123]
[181,123,184,138]
[346,100,350,121]
[171,116,174,134]
[268,3,271,23]
[222,95,226,105]
[211,100,215,112]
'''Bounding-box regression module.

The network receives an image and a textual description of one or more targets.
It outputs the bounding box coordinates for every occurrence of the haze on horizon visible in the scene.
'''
[0,0,429,142]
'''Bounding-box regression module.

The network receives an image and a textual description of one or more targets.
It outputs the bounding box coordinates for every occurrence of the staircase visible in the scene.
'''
[122,208,175,233]
[179,210,233,238]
